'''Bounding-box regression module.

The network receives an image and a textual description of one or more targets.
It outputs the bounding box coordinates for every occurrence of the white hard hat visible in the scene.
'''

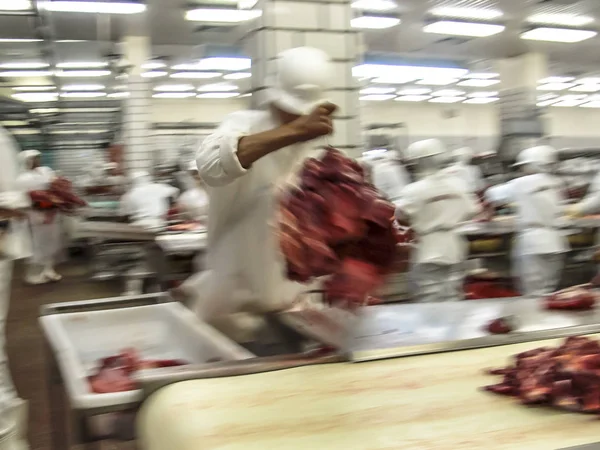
[513,145,556,168]
[454,147,474,164]
[187,161,198,172]
[405,139,446,162]
[266,47,333,115]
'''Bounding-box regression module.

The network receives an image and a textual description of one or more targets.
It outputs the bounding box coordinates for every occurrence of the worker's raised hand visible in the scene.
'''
[291,102,338,142]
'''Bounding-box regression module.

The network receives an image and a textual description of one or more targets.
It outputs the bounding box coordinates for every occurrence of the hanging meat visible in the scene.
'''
[30,177,87,214]
[278,147,398,308]
[482,336,600,414]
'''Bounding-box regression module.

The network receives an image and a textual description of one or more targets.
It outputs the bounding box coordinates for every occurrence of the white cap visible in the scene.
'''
[514,145,556,168]
[266,47,333,115]
[187,161,198,172]
[406,139,446,162]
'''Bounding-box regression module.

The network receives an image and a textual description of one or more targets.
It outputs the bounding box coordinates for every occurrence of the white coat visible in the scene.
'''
[371,158,411,202]
[194,110,318,321]
[444,162,485,194]
[178,187,209,222]
[119,178,179,230]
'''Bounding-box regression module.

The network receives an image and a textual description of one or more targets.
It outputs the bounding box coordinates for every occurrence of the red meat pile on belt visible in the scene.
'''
[545,287,597,311]
[483,336,600,414]
[29,177,87,213]
[278,147,397,308]
[88,348,187,394]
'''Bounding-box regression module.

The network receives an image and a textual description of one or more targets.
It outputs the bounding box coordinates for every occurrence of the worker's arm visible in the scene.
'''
[575,173,600,215]
[372,163,409,203]
[196,104,336,188]
[393,185,419,225]
[485,180,516,206]
[0,192,29,219]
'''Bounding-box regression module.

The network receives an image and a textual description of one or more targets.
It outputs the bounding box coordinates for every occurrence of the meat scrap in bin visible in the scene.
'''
[278,147,398,308]
[482,336,600,414]
[88,348,188,394]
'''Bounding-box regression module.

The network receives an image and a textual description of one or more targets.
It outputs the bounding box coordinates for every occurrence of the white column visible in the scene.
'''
[245,0,362,157]
[122,35,152,172]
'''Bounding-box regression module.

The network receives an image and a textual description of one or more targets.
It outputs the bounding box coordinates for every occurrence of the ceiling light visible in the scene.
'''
[44,1,146,14]
[56,61,109,69]
[353,64,467,80]
[522,27,597,43]
[0,62,49,69]
[570,85,600,93]
[56,70,111,77]
[197,83,238,92]
[538,93,558,101]
[553,99,585,107]
[432,89,465,97]
[351,16,400,29]
[360,87,396,95]
[580,101,600,108]
[558,94,587,101]
[51,129,110,134]
[142,61,166,70]
[416,78,458,86]
[351,0,396,11]
[463,97,499,104]
[11,129,40,135]
[0,70,52,77]
[469,91,498,98]
[540,76,575,84]
[397,88,431,95]
[62,84,105,91]
[175,57,252,72]
[371,75,418,84]
[197,92,240,99]
[430,6,503,21]
[153,92,196,99]
[238,0,258,9]
[224,72,251,80]
[429,96,466,103]
[0,38,41,43]
[464,72,499,79]
[30,108,59,114]
[141,71,168,78]
[537,83,575,91]
[12,92,58,102]
[458,79,499,87]
[13,86,56,91]
[171,72,222,79]
[527,13,594,27]
[0,0,31,11]
[395,95,431,102]
[537,98,559,107]
[360,94,395,101]
[107,92,130,98]
[424,20,505,37]
[60,92,107,98]
[578,77,600,84]
[185,8,262,23]
[154,84,194,92]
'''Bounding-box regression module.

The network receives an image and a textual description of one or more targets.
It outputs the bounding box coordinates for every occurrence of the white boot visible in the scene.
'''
[0,399,29,450]
[42,266,61,282]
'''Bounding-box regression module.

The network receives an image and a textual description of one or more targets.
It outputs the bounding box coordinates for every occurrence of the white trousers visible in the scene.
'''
[513,253,564,297]
[28,219,60,277]
[410,263,465,303]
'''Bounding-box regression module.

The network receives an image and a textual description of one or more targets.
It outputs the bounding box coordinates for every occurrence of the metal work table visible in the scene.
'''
[153,231,208,291]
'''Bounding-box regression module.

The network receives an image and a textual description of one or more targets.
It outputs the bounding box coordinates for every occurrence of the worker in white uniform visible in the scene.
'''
[486,146,568,297]
[103,162,127,194]
[177,162,209,223]
[119,171,179,230]
[394,139,481,303]
[371,150,411,202]
[0,127,32,449]
[191,46,336,342]
[444,147,485,194]
[15,150,62,285]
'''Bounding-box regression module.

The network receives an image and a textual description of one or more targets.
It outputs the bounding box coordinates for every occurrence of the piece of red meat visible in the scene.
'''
[545,289,596,311]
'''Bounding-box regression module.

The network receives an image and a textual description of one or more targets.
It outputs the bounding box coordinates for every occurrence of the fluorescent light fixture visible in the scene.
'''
[154,84,194,92]
[0,38,41,43]
[142,61,166,70]
[537,98,559,107]
[12,92,58,102]
[527,13,594,27]
[60,92,107,98]
[469,91,498,98]
[415,78,458,86]
[557,94,587,101]
[537,82,575,91]
[397,88,431,95]
[457,79,499,87]
[463,97,499,104]
[570,85,600,93]
[539,76,575,84]
[11,129,40,135]
[13,86,56,91]
[56,61,108,69]
[0,0,31,11]
[352,0,396,11]
[29,108,59,114]
[175,58,251,72]
[141,71,168,78]
[580,101,600,108]
[238,0,258,9]
[395,95,431,102]
[424,20,505,37]
[521,27,597,43]
[56,70,111,77]
[152,92,196,99]
[360,87,396,95]
[353,64,467,80]
[197,83,238,92]
[578,77,600,84]
[432,89,465,97]
[224,72,251,80]
[62,84,104,91]
[464,72,499,79]
[0,62,49,69]
[197,92,240,99]
[170,71,221,79]
[45,1,146,14]
[351,16,400,29]
[430,6,503,21]
[360,94,395,101]
[51,129,110,134]
[107,92,130,98]
[0,70,52,77]
[429,96,466,103]
[185,8,262,23]
[538,93,558,101]
[553,99,585,107]
[372,75,418,84]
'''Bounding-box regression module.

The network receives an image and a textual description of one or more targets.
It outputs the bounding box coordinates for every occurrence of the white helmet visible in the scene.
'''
[454,147,474,164]
[406,139,446,162]
[514,145,556,172]
[267,47,333,115]
[187,161,198,172]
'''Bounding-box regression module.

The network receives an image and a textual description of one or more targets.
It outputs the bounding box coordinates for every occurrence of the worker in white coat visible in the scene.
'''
[444,147,485,194]
[371,150,411,202]
[394,139,481,303]
[119,171,179,230]
[15,150,62,284]
[486,146,568,297]
[177,162,209,223]
[0,127,31,449]
[191,46,336,342]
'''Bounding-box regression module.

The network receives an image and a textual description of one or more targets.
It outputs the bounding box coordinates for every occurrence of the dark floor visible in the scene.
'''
[7,259,128,449]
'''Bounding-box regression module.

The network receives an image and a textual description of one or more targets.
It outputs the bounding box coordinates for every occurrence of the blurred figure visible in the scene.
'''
[119,171,179,230]
[444,147,485,194]
[487,146,567,296]
[371,150,411,202]
[15,150,62,284]
[103,162,127,194]
[177,162,209,223]
[394,139,481,303]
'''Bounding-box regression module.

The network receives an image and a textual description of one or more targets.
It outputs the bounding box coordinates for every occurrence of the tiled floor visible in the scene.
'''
[7,259,129,449]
